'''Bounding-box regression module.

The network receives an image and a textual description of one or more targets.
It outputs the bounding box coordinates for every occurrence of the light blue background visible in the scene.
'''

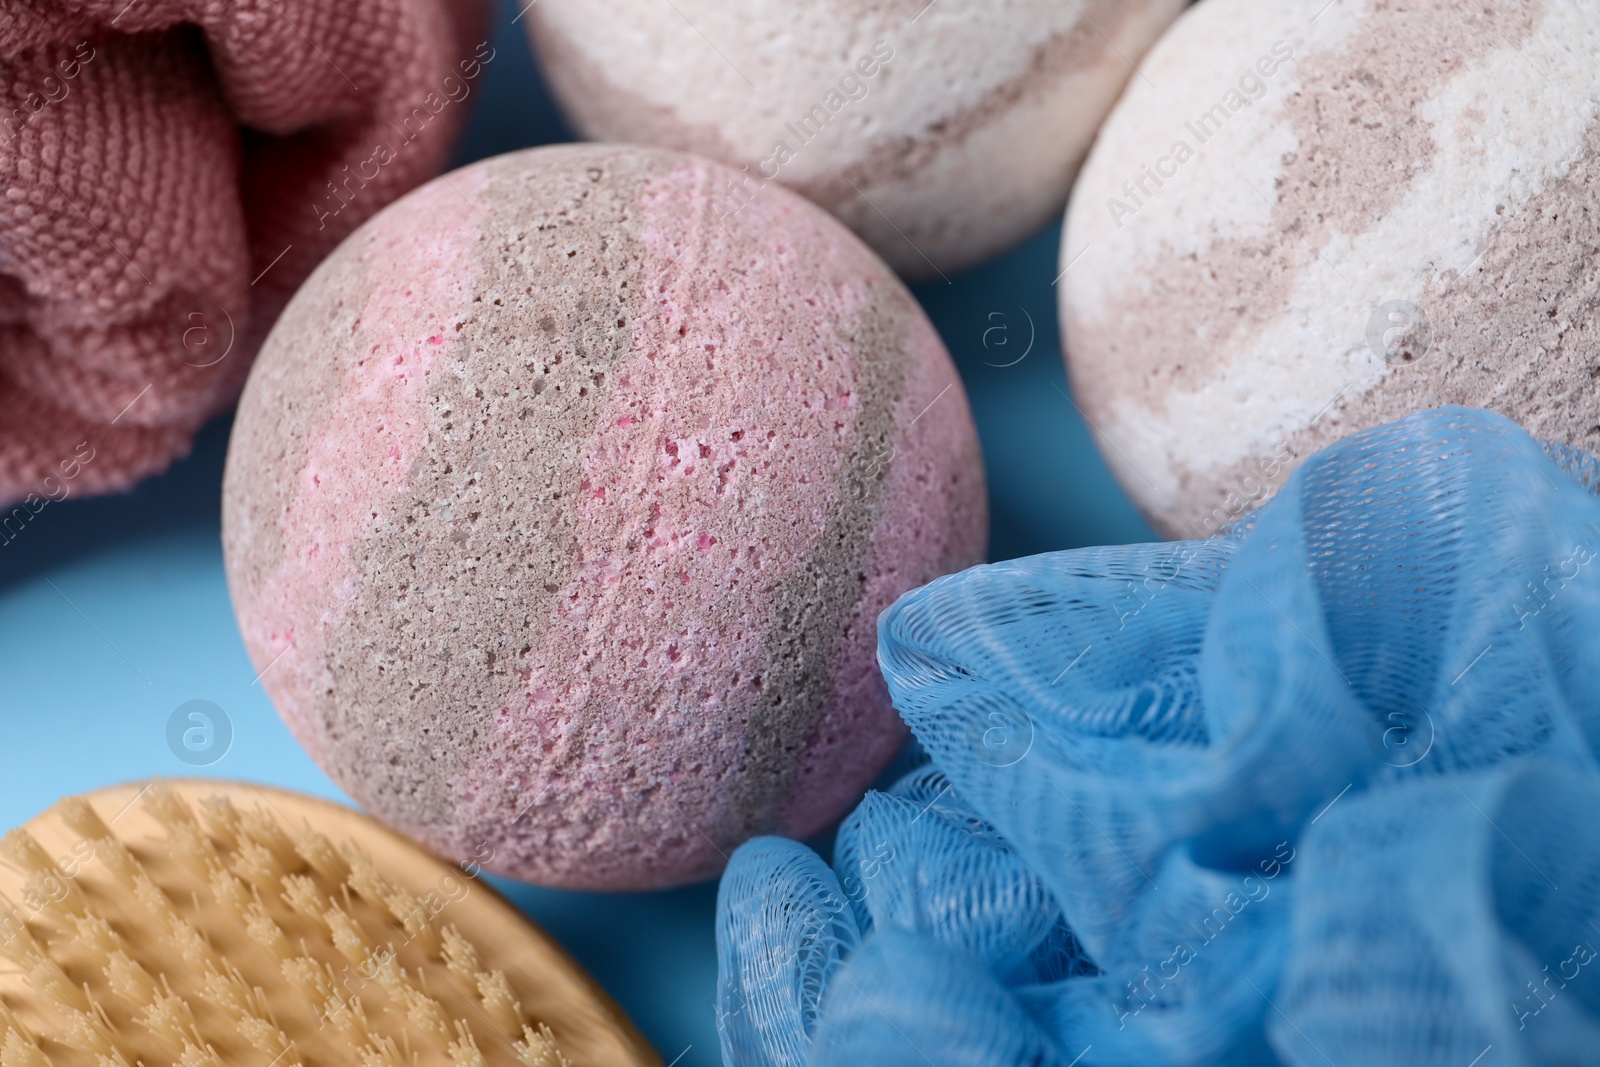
[0,3,1154,1063]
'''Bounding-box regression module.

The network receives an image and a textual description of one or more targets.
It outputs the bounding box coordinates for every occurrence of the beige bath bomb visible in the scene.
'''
[525,0,1185,278]
[1060,0,1600,538]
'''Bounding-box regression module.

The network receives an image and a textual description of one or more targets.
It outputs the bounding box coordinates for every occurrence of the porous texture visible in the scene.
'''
[0,0,487,509]
[223,144,987,891]
[524,0,1185,278]
[1060,0,1600,538]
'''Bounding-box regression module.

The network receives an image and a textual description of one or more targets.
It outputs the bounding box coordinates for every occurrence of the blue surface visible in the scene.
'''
[0,2,1152,1063]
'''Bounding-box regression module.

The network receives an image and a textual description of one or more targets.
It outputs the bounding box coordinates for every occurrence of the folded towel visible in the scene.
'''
[0,0,488,505]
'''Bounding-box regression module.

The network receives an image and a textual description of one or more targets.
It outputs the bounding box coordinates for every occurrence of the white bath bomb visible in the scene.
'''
[526,0,1186,278]
[1060,0,1600,538]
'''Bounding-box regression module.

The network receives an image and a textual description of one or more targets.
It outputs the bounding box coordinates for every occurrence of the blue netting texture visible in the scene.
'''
[716,407,1600,1066]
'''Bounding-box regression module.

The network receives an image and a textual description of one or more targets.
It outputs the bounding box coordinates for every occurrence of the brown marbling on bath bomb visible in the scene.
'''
[223,144,986,890]
[526,0,1186,277]
[1062,0,1600,538]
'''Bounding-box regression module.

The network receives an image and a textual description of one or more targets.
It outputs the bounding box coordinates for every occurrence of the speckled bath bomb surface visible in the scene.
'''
[222,144,986,890]
[526,0,1186,276]
[1062,0,1600,538]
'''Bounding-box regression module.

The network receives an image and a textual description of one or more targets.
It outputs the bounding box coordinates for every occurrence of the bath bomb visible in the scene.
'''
[222,144,987,891]
[1060,0,1600,539]
[524,0,1186,278]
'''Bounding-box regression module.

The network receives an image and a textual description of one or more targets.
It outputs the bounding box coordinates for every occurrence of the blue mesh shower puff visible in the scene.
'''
[716,407,1600,1066]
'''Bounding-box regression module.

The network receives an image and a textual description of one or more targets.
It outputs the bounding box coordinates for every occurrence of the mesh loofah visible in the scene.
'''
[0,0,487,508]
[717,407,1600,1065]
[717,838,861,1067]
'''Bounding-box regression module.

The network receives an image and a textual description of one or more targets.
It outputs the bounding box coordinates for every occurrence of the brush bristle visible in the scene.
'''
[0,786,576,1067]
[1,1030,51,1067]
[447,1022,486,1067]
[514,1024,569,1067]
[0,832,84,919]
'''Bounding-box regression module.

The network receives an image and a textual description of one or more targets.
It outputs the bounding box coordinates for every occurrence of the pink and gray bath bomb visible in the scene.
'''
[222,144,987,891]
[524,0,1186,277]
[1061,0,1600,539]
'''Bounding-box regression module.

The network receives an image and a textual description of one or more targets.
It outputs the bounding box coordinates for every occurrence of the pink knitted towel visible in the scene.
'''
[0,0,489,507]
